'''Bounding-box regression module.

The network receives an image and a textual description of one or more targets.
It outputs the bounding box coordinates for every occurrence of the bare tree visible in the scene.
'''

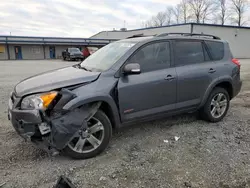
[165,6,174,25]
[201,0,215,23]
[144,19,154,27]
[180,0,190,23]
[188,0,214,23]
[153,11,167,26]
[172,4,182,24]
[142,11,167,28]
[141,21,151,28]
[230,0,249,26]
[216,0,228,25]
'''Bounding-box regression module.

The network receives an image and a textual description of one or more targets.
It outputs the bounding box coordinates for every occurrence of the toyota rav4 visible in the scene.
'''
[8,33,242,159]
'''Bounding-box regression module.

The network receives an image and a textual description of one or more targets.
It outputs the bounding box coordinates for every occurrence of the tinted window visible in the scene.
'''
[205,41,224,60]
[129,42,171,72]
[175,41,205,66]
[69,48,80,53]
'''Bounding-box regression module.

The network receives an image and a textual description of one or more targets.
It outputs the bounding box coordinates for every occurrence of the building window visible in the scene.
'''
[0,45,5,53]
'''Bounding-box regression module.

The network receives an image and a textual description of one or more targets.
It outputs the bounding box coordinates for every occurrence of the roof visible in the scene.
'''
[0,35,117,46]
[126,23,250,32]
[90,23,250,38]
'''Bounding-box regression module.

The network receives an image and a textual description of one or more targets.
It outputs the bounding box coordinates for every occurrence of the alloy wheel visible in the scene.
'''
[210,93,228,119]
[68,117,104,154]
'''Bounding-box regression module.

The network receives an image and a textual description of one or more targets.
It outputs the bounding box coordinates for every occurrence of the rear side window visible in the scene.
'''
[205,41,224,60]
[129,41,171,72]
[175,41,205,66]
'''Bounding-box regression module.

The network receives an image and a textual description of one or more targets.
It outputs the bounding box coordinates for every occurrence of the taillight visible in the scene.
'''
[232,58,241,69]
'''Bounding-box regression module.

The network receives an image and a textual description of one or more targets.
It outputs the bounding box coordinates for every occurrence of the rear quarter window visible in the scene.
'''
[205,41,224,60]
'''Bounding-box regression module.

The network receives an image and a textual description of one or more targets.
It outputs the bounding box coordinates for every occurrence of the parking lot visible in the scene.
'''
[0,59,250,188]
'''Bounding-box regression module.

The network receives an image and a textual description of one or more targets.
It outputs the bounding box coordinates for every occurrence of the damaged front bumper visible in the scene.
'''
[8,90,101,155]
[8,106,43,140]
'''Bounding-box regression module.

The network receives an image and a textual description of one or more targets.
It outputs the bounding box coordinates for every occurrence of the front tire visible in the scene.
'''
[200,87,230,122]
[64,110,112,159]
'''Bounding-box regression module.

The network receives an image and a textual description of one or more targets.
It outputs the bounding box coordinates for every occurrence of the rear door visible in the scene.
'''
[118,41,177,122]
[174,40,217,109]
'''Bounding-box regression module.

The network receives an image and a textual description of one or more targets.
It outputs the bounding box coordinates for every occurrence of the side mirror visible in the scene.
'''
[123,63,141,75]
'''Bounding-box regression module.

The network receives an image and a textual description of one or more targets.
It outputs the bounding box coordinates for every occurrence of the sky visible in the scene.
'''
[0,0,179,38]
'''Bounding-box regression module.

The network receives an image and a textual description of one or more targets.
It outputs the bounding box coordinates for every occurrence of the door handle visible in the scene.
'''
[165,75,175,81]
[208,68,216,73]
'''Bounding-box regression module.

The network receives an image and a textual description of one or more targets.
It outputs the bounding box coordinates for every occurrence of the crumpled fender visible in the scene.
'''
[50,102,101,150]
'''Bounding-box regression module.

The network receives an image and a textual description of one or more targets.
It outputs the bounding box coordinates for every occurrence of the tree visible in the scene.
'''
[141,11,168,28]
[230,0,249,26]
[141,21,152,28]
[180,0,190,23]
[188,0,214,23]
[201,0,215,23]
[165,6,174,25]
[172,4,182,24]
[153,11,167,26]
[216,0,228,25]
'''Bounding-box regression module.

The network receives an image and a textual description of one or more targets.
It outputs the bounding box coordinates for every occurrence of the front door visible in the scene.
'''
[14,46,22,60]
[118,41,177,122]
[49,46,55,59]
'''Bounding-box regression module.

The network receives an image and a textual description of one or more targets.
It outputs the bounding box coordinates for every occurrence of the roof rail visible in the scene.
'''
[126,33,156,39]
[126,34,145,39]
[157,33,221,40]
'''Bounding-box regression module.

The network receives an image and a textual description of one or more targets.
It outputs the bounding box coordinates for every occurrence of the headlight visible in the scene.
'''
[21,91,58,110]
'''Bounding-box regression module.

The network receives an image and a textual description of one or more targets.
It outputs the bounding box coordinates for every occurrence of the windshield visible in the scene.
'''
[69,48,80,52]
[80,42,136,72]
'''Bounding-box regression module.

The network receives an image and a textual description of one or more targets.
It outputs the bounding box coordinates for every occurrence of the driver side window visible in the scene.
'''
[129,41,171,72]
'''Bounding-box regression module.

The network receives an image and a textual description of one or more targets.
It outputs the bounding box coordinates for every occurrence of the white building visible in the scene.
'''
[91,23,250,59]
[0,36,114,60]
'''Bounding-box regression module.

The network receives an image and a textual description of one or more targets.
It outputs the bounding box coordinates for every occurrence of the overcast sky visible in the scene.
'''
[0,0,179,38]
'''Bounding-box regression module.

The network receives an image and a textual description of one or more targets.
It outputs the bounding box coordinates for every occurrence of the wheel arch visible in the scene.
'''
[200,77,233,108]
[63,96,121,129]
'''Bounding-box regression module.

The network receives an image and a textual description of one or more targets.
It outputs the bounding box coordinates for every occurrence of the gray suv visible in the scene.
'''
[8,33,242,159]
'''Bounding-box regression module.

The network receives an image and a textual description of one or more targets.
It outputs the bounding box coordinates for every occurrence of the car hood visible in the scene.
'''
[15,66,101,97]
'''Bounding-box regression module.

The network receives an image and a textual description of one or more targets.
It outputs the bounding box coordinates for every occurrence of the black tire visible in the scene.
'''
[199,87,230,122]
[64,110,112,159]
[63,56,66,60]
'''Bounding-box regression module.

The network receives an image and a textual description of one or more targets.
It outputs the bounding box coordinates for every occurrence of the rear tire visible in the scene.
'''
[64,110,112,159]
[199,87,230,122]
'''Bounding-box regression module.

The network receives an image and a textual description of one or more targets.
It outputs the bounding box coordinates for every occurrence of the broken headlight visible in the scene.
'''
[21,91,58,110]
